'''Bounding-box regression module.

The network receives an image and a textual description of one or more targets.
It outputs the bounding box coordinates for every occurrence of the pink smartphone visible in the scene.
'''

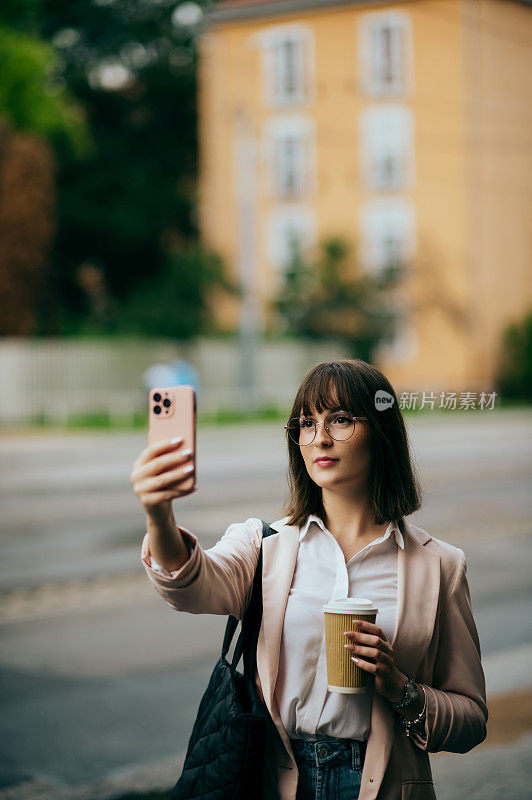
[148,385,196,491]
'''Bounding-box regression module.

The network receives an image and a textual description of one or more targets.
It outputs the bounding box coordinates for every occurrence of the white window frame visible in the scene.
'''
[263,116,316,199]
[358,11,414,97]
[359,198,416,277]
[253,24,315,108]
[376,301,418,362]
[360,197,419,361]
[267,206,317,272]
[359,105,415,191]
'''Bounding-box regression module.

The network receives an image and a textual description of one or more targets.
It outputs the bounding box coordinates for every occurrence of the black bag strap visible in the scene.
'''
[220,521,275,678]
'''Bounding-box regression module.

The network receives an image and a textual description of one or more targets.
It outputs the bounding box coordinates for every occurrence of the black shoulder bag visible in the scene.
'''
[169,521,277,800]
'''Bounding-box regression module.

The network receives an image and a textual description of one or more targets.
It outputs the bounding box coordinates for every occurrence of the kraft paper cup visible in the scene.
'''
[323,598,378,693]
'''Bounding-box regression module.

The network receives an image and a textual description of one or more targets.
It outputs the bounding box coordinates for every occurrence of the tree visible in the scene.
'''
[0,3,88,334]
[36,0,207,333]
[67,243,229,339]
[496,311,532,401]
[0,123,55,334]
[0,1,236,337]
[0,14,88,152]
[275,237,400,362]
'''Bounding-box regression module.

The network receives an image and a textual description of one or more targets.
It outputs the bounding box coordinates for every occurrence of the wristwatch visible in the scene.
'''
[391,675,419,710]
[391,676,427,738]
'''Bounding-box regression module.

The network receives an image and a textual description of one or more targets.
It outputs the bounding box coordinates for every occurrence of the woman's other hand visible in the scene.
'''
[343,619,406,702]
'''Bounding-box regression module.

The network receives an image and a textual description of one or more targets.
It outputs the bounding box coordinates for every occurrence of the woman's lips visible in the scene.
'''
[315,458,339,467]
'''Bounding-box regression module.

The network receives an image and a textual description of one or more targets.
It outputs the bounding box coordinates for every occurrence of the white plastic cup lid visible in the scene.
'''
[323,597,378,614]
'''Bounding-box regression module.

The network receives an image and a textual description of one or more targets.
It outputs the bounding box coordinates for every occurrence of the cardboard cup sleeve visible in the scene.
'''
[323,598,378,693]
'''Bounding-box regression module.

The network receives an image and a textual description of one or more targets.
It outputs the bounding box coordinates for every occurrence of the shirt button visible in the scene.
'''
[318,746,329,758]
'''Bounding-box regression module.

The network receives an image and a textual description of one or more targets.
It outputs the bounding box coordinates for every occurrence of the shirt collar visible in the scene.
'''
[299,513,404,549]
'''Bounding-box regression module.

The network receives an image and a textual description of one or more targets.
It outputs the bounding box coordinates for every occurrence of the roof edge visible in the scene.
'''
[204,0,404,28]
[203,0,532,28]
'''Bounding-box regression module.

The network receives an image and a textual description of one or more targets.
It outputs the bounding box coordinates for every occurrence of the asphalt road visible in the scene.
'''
[0,409,531,799]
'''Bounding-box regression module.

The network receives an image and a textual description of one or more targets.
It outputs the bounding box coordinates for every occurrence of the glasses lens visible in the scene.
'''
[327,413,355,440]
[286,414,356,444]
[286,418,315,445]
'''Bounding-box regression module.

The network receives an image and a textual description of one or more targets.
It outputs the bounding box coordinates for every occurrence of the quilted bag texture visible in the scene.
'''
[169,522,276,800]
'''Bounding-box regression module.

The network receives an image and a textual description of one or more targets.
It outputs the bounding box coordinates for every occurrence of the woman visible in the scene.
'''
[130,359,488,800]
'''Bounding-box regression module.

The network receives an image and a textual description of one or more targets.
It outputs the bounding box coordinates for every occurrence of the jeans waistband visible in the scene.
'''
[290,735,367,770]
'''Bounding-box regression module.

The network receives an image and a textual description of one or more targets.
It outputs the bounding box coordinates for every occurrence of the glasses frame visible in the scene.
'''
[284,413,368,446]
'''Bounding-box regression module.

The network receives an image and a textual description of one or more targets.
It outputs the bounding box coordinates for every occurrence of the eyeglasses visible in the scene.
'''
[285,412,368,446]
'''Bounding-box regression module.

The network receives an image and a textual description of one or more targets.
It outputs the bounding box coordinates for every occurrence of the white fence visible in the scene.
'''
[0,337,347,425]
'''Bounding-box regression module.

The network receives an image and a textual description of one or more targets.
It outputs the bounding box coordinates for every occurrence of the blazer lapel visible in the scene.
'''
[392,517,441,676]
[257,518,300,714]
[359,518,442,800]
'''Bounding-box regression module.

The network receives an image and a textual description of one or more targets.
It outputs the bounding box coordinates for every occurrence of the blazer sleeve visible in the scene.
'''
[410,548,488,754]
[141,518,263,620]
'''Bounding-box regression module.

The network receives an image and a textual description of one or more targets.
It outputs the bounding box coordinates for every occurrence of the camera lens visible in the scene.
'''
[153,405,161,415]
[153,392,161,403]
[163,398,171,408]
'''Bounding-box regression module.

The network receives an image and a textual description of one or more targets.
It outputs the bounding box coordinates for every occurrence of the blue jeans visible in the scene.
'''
[290,735,367,800]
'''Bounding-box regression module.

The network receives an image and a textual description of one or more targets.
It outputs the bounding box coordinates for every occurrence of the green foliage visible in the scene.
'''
[275,237,399,362]
[1,0,215,335]
[40,0,203,308]
[65,245,230,339]
[0,24,88,154]
[496,311,532,401]
[0,0,44,29]
[114,246,228,338]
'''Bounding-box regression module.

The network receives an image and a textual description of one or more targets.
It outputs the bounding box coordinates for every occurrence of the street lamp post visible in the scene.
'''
[234,109,259,411]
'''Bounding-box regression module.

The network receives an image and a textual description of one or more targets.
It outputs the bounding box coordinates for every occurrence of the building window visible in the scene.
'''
[359,198,418,360]
[360,106,415,191]
[264,116,316,199]
[275,38,304,103]
[255,24,314,108]
[359,12,413,96]
[378,303,418,362]
[268,207,316,271]
[276,136,304,197]
[359,198,416,278]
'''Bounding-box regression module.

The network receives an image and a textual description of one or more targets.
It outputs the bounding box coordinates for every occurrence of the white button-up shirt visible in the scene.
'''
[276,514,403,741]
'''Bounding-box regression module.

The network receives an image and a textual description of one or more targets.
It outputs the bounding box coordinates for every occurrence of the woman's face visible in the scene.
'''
[299,406,373,494]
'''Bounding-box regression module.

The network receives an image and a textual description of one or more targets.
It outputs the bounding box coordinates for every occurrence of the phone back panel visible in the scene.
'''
[148,385,196,489]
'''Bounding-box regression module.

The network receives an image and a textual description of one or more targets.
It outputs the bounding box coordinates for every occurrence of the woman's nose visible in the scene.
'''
[314,421,333,445]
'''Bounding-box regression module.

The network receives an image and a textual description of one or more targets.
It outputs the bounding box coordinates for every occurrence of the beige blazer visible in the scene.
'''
[143,516,488,800]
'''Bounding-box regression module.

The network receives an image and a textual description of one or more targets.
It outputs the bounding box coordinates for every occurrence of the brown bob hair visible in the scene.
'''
[284,359,422,527]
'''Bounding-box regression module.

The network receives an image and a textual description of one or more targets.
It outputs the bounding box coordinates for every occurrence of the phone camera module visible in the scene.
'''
[153,392,162,403]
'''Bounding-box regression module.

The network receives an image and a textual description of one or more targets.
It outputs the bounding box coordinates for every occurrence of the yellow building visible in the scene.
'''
[198,0,532,393]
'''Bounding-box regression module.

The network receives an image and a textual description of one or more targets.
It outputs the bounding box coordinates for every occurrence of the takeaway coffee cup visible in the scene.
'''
[323,598,378,693]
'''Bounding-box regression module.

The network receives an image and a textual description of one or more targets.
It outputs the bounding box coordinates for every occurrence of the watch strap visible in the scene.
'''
[391,675,418,709]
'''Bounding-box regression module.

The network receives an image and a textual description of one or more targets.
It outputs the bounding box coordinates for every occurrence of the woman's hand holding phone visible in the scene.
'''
[131,437,195,514]
[130,437,196,571]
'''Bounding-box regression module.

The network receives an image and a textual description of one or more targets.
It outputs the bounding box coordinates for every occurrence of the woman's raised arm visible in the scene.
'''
[130,437,195,572]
